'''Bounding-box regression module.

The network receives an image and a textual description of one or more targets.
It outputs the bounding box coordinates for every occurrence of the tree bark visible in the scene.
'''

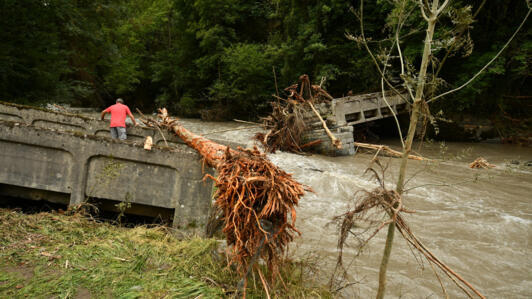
[376,1,440,298]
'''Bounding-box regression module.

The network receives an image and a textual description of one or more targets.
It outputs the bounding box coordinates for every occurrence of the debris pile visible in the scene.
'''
[256,75,339,153]
[469,157,495,169]
[255,97,309,153]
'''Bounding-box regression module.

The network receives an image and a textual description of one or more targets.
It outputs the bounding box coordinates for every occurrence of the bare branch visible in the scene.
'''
[381,80,405,148]
[437,0,450,15]
[353,1,411,104]
[380,7,410,148]
[419,0,430,21]
[428,7,531,103]
[396,27,416,102]
[396,1,417,103]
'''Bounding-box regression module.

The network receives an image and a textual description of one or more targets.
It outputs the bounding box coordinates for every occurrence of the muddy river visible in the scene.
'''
[177,118,531,298]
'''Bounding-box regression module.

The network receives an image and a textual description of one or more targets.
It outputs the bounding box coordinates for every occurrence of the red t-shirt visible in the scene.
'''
[104,103,131,127]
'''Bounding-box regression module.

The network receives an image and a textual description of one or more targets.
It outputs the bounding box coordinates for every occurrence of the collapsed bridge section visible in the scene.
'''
[301,91,409,156]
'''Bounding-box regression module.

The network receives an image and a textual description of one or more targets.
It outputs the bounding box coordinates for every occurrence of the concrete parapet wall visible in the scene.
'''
[0,101,245,149]
[0,120,213,231]
[0,101,159,142]
[332,91,408,126]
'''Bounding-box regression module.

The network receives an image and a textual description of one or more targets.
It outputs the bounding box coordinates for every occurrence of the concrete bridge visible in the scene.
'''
[331,91,409,127]
[0,102,233,232]
[301,91,409,156]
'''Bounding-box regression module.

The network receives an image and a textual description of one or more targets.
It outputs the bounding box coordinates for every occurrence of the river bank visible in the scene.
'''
[0,208,331,298]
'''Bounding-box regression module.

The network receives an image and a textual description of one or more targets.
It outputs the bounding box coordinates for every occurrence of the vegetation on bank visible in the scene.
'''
[0,209,331,298]
[1,0,530,124]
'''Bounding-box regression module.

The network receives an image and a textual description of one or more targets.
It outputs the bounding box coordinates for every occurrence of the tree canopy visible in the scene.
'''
[1,0,530,121]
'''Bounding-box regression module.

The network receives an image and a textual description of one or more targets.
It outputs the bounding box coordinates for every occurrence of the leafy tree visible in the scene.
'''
[0,0,528,124]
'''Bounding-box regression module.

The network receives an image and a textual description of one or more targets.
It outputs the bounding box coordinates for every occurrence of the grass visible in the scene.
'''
[0,208,332,298]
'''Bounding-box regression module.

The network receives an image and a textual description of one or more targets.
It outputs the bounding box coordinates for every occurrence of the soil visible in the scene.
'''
[1,265,35,282]
[75,287,92,299]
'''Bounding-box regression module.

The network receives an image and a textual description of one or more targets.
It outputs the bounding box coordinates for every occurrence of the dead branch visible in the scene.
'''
[255,100,307,153]
[354,142,427,161]
[257,74,340,153]
[307,101,341,149]
[332,161,485,298]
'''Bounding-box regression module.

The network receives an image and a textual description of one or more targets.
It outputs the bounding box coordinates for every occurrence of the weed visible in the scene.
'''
[0,209,332,298]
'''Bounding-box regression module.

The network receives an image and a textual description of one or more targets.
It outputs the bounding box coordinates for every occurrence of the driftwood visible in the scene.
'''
[469,157,495,169]
[256,99,308,153]
[144,109,307,288]
[297,74,340,149]
[332,161,485,299]
[257,74,340,153]
[307,101,341,149]
[354,142,427,161]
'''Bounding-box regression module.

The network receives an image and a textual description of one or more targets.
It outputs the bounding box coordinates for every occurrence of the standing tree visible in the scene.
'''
[334,0,531,298]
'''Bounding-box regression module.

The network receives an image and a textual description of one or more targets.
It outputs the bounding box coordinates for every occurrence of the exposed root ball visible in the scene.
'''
[207,147,306,277]
[141,108,309,283]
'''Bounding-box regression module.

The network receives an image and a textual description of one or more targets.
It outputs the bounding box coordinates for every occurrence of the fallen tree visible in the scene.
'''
[141,109,308,291]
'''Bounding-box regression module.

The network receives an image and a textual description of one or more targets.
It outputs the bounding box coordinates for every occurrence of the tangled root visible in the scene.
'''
[256,74,334,154]
[255,100,308,153]
[206,146,307,279]
[141,108,309,283]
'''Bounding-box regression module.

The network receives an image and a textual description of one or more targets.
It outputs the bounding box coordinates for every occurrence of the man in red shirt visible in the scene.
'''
[100,98,137,140]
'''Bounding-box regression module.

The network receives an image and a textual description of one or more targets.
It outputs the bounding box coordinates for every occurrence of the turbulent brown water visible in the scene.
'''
[178,118,532,298]
[275,143,531,298]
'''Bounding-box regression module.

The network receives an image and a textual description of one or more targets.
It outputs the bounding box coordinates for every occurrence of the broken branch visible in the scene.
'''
[307,101,342,149]
[354,142,427,161]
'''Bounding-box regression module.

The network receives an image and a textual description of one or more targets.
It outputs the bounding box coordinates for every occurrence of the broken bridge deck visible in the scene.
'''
[332,91,409,127]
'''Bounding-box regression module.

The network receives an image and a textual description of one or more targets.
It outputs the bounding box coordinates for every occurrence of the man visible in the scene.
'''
[100,98,137,140]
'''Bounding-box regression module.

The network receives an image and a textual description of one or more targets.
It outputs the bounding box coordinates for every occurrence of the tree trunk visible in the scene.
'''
[376,1,439,298]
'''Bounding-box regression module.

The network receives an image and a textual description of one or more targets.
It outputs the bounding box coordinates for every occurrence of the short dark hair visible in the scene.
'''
[116,98,124,104]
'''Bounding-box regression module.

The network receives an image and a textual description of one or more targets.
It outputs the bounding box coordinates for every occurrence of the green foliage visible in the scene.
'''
[208,43,280,117]
[0,209,332,298]
[0,0,529,121]
[433,0,531,116]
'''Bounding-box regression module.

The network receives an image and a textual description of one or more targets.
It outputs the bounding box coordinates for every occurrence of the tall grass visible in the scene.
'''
[0,208,331,298]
